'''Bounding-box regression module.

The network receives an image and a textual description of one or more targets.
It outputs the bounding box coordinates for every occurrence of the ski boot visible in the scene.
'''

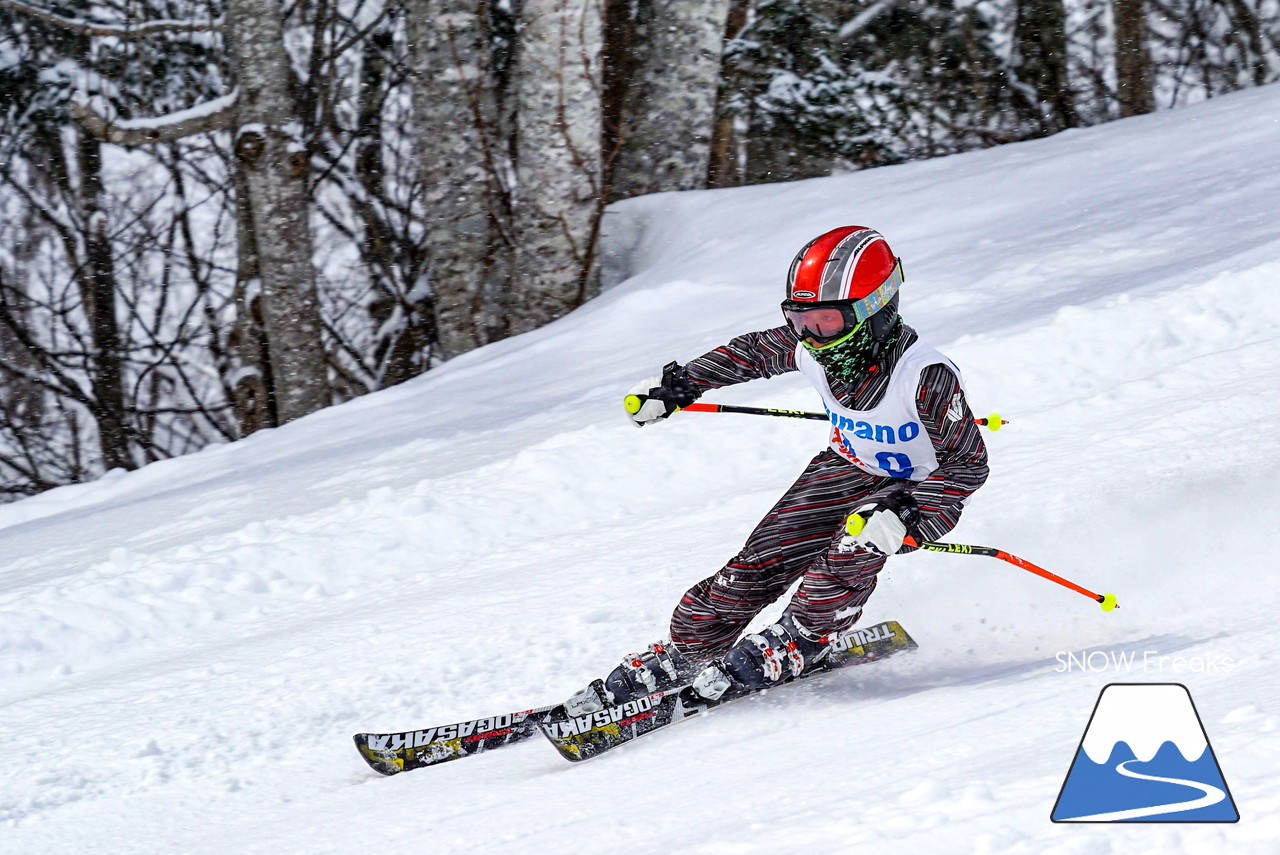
[691,615,831,701]
[563,641,699,717]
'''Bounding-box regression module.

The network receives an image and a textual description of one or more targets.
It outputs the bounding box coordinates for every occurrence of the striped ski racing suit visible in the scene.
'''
[668,324,989,661]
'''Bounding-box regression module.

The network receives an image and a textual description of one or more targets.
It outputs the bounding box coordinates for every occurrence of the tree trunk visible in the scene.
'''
[357,22,432,385]
[229,163,278,435]
[607,0,729,200]
[1224,0,1272,88]
[75,132,134,471]
[0,208,45,428]
[1012,0,1080,133]
[404,0,508,360]
[224,0,328,424]
[602,0,642,178]
[706,0,750,188]
[1113,0,1154,116]
[509,0,605,333]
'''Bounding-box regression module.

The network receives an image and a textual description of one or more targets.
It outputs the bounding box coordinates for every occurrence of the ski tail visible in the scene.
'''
[539,620,917,763]
[353,704,558,775]
[823,619,917,666]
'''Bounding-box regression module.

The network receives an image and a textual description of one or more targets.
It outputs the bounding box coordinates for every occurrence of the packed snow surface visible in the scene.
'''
[4,85,1280,853]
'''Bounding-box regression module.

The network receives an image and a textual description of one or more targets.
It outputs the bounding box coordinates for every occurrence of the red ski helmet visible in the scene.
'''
[781,226,903,347]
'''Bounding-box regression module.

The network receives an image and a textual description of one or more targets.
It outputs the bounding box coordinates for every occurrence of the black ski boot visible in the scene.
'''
[692,615,831,701]
[563,642,700,716]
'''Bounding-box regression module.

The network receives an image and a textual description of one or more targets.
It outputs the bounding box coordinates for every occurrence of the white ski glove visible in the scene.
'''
[837,492,919,556]
[623,362,700,427]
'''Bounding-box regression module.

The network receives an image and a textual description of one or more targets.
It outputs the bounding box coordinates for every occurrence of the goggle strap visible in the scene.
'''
[849,261,902,323]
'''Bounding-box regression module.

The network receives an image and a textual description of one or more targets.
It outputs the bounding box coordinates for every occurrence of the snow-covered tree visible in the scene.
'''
[1149,0,1280,105]
[2,0,1278,500]
[56,0,331,430]
[1012,0,1081,132]
[0,0,230,480]
[717,0,1027,183]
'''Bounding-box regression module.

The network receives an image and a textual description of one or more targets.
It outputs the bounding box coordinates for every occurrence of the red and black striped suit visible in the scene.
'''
[668,324,989,660]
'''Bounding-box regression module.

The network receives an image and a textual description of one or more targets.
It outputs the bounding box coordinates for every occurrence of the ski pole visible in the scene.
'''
[680,401,1008,430]
[902,536,1118,612]
[677,401,1108,607]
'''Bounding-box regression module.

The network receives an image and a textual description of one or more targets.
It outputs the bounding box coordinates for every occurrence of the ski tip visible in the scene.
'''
[537,705,592,763]
[353,734,405,776]
[538,694,680,763]
[881,620,919,651]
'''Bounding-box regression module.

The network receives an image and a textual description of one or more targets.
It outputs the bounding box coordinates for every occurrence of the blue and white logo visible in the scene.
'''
[1052,683,1239,822]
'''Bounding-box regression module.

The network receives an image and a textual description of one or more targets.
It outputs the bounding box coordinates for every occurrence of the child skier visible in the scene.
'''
[572,226,989,710]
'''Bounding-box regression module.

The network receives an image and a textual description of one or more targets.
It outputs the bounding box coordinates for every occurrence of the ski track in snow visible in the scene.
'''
[3,84,1280,853]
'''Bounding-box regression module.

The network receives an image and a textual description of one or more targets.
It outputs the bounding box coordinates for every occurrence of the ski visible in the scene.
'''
[353,704,559,775]
[538,620,917,762]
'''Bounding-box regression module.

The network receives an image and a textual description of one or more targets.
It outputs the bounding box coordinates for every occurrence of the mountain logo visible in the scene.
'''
[1051,683,1239,822]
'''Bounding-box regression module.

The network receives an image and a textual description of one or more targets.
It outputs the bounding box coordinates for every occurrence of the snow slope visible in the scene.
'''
[4,85,1280,854]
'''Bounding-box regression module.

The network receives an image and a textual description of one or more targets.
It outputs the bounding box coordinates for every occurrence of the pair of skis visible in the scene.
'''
[353,619,917,774]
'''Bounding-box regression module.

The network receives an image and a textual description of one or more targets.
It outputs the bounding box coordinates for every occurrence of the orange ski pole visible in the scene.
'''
[903,537,1118,611]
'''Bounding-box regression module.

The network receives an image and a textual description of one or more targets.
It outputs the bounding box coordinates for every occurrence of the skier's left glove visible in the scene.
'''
[623,361,701,427]
[837,490,920,556]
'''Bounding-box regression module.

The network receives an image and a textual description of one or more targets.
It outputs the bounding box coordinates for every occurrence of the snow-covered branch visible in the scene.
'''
[838,0,901,40]
[71,91,239,146]
[0,0,221,38]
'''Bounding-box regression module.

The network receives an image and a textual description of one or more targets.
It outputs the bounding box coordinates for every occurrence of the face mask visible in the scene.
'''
[804,315,903,380]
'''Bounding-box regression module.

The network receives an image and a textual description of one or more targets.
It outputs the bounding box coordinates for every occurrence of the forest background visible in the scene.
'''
[0,0,1276,498]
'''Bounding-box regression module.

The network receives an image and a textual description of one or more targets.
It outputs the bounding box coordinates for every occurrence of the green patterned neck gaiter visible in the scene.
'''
[804,317,903,381]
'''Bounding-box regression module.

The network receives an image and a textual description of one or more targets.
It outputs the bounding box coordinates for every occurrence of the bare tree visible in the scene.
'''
[1113,0,1154,115]
[508,0,605,333]
[0,211,64,496]
[0,210,46,432]
[706,0,751,188]
[69,0,329,428]
[0,18,136,471]
[73,132,133,470]
[352,17,435,387]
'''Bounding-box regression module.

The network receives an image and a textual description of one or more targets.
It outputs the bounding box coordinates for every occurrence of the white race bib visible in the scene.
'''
[795,340,961,482]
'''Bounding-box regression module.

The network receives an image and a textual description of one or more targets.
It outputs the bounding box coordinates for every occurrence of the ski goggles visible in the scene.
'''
[781,259,903,345]
[780,302,866,345]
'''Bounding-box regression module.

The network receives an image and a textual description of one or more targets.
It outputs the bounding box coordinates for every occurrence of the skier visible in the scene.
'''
[573,226,989,711]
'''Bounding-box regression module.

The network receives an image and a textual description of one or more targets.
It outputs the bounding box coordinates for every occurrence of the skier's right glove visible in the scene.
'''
[623,361,701,427]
